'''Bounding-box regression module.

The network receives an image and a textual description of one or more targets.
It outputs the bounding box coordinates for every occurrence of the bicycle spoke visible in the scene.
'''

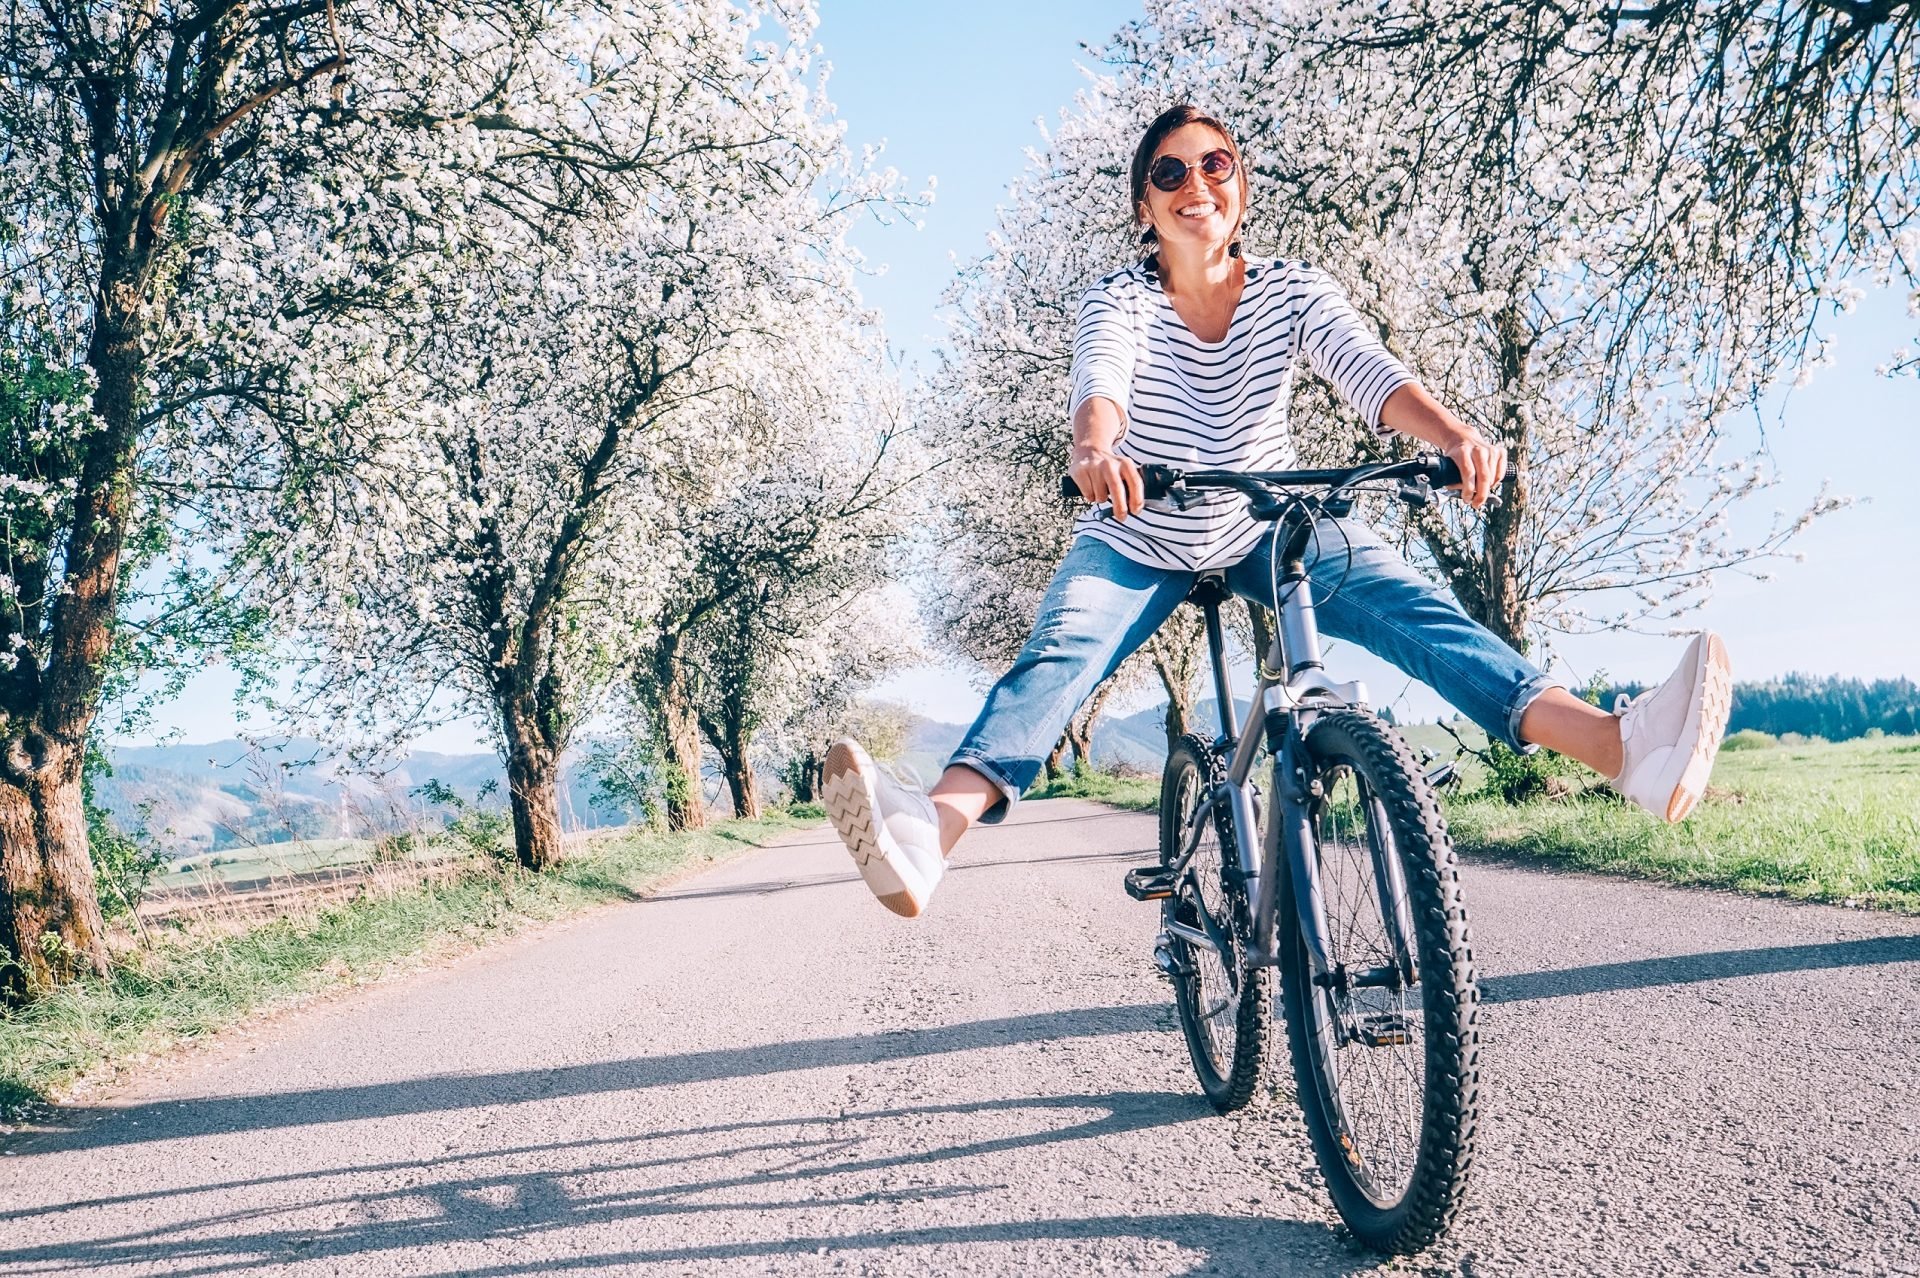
[1161,734,1269,1112]
[1313,761,1424,1204]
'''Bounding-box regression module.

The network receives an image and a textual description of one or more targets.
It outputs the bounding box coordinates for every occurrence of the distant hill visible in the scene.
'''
[895,696,1469,786]
[895,698,1248,783]
[95,738,619,855]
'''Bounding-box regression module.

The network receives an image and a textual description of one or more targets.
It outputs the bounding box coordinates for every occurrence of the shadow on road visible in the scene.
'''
[1482,933,1920,1004]
[15,1003,1176,1155]
[653,845,1153,904]
[2,1089,1374,1277]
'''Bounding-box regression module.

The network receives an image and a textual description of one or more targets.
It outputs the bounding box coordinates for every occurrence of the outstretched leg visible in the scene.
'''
[824,536,1189,916]
[1228,518,1730,822]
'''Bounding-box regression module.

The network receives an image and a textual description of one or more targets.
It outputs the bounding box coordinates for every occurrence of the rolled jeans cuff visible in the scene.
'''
[947,751,1021,825]
[1505,673,1567,754]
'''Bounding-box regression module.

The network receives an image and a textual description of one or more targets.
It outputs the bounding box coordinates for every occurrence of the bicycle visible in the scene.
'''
[1063,453,1481,1254]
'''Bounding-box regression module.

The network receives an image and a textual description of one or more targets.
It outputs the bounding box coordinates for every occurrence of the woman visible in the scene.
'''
[823,105,1731,918]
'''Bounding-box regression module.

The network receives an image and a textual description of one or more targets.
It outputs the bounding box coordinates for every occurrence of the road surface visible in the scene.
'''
[4,798,1917,1275]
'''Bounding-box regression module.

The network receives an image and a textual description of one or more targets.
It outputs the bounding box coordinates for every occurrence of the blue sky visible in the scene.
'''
[127,0,1919,745]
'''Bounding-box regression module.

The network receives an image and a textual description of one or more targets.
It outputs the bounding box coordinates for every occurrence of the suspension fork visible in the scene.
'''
[1248,721,1334,978]
[1368,793,1419,986]
[1244,514,1338,977]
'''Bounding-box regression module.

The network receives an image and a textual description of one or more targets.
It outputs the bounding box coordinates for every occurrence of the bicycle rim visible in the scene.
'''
[1161,735,1269,1111]
[1302,760,1425,1204]
[1278,711,1479,1254]
[1168,755,1239,1078]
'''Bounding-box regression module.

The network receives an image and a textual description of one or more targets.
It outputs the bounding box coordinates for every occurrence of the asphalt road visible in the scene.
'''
[4,798,1918,1276]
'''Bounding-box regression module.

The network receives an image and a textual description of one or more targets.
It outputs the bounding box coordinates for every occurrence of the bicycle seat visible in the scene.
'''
[1187,572,1232,607]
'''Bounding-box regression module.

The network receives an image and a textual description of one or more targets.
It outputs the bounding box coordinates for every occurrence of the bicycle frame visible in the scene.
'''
[1162,504,1411,983]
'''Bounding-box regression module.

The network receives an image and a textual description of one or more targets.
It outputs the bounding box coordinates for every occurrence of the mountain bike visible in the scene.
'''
[1063,454,1481,1254]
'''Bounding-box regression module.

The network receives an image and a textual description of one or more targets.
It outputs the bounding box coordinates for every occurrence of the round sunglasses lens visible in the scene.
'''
[1150,156,1188,191]
[1200,150,1234,178]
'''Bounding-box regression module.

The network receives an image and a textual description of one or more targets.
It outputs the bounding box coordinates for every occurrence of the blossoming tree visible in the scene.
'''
[1,0,391,994]
[258,1,906,866]
[0,0,896,993]
[631,340,919,828]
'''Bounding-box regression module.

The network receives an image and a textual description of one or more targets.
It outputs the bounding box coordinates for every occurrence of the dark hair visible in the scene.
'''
[1130,104,1249,272]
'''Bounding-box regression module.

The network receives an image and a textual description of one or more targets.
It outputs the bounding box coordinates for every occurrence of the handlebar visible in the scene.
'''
[1057,454,1465,505]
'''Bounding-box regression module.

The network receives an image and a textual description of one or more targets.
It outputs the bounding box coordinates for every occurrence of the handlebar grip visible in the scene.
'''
[1058,464,1180,504]
[1425,454,1463,489]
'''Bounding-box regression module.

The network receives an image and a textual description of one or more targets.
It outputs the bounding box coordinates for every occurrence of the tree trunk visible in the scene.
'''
[723,752,760,820]
[1248,602,1277,671]
[1045,733,1070,781]
[1149,611,1205,752]
[654,655,707,832]
[1068,677,1117,770]
[0,290,145,998]
[501,705,564,871]
[0,738,107,999]
[1482,302,1535,652]
[787,750,822,804]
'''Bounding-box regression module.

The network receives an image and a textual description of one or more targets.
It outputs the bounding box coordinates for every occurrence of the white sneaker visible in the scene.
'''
[1612,632,1733,823]
[822,739,945,918]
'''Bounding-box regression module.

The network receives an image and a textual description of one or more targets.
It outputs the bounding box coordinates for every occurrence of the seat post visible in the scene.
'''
[1191,574,1238,740]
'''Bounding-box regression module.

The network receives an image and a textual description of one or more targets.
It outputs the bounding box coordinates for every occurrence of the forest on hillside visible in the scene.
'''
[1600,675,1920,741]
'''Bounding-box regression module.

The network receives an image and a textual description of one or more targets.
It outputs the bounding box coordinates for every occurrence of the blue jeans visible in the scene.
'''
[951,523,1561,823]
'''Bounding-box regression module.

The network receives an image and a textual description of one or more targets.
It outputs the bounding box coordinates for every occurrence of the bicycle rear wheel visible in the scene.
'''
[1276,710,1479,1253]
[1161,734,1270,1111]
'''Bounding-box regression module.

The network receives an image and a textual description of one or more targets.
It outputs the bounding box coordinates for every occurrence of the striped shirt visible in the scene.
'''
[1068,257,1414,571]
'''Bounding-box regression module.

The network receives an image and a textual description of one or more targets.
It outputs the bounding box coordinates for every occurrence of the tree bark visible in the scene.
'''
[1149,611,1205,752]
[0,739,106,999]
[652,652,707,832]
[1482,301,1536,652]
[786,750,822,804]
[1068,677,1117,770]
[1412,295,1535,652]
[1045,733,1070,781]
[722,752,760,820]
[501,703,564,871]
[1,285,146,998]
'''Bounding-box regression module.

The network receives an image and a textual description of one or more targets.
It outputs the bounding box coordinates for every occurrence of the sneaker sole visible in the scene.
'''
[1665,633,1732,822]
[822,742,927,919]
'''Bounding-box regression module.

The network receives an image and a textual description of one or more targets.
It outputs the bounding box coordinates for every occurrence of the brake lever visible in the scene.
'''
[1403,473,1504,512]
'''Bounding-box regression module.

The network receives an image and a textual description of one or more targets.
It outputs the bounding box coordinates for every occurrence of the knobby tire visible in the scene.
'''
[1276,710,1480,1254]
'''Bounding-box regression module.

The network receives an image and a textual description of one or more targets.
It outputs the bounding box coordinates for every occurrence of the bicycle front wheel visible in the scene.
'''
[1161,734,1270,1111]
[1276,710,1479,1254]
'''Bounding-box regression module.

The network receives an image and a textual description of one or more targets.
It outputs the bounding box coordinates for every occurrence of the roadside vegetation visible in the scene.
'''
[1029,767,1159,811]
[1444,732,1920,913]
[0,813,808,1116]
[1033,731,1920,915]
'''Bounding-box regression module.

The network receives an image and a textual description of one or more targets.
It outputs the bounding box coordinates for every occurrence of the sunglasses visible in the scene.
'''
[1148,148,1236,193]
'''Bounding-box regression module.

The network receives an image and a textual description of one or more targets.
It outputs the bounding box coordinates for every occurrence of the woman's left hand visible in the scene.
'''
[1444,434,1506,509]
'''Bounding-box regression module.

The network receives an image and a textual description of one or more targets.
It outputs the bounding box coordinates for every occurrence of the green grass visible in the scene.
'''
[0,811,811,1116]
[1028,766,1159,811]
[1442,734,1920,911]
[1028,732,1920,914]
[162,837,389,885]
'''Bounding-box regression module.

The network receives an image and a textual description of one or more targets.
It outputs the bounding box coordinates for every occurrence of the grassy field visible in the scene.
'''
[160,837,386,885]
[1445,734,1920,911]
[0,812,810,1116]
[1033,731,1920,913]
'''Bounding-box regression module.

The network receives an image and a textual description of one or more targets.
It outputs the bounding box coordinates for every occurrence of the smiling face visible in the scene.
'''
[1138,121,1245,253]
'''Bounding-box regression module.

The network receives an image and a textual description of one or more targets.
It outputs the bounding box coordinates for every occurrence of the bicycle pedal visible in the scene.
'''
[1356,1013,1413,1047]
[1123,866,1175,901]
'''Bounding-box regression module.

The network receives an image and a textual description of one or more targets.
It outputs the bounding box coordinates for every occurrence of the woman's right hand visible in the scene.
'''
[1068,445,1146,521]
